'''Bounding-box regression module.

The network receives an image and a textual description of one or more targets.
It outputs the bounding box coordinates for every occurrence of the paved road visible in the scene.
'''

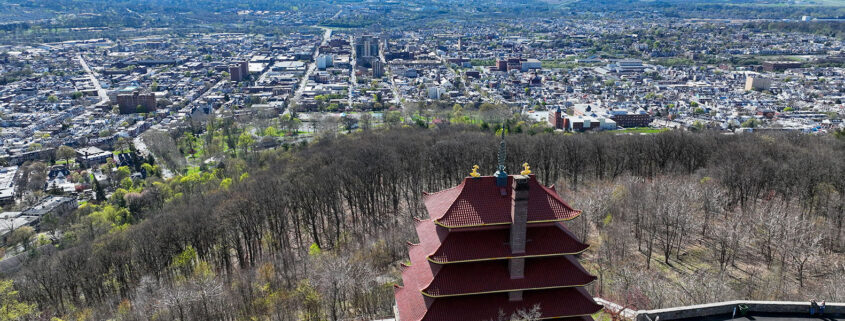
[289,25,333,112]
[380,43,403,106]
[77,54,109,107]
[349,35,356,108]
[330,9,342,20]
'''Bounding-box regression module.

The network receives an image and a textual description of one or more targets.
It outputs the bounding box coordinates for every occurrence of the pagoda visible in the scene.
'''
[394,134,602,321]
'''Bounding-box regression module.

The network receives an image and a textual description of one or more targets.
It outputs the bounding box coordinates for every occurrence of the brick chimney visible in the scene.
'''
[508,175,529,302]
[508,175,530,300]
[510,175,529,256]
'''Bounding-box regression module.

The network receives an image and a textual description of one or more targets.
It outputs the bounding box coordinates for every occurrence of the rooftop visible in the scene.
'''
[395,285,600,321]
[20,196,75,217]
[422,175,580,228]
[420,255,596,297]
[413,220,589,264]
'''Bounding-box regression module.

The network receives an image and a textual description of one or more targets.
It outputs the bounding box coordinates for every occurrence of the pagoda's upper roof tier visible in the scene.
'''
[414,219,588,264]
[423,175,580,228]
[419,255,596,297]
[394,285,600,321]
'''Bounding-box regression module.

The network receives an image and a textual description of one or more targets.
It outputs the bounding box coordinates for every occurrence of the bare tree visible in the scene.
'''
[784,214,823,288]
[510,304,542,321]
[490,304,542,321]
[569,183,615,242]
[710,208,747,272]
[649,177,697,266]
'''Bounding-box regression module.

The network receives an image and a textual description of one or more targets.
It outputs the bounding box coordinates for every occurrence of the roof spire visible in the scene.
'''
[497,123,506,172]
[495,123,508,187]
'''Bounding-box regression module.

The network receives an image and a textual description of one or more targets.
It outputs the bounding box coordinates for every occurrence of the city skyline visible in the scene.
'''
[0,1,843,320]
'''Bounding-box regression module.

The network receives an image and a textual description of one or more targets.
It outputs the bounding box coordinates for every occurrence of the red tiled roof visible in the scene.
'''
[403,222,593,296]
[400,222,438,302]
[421,255,596,297]
[397,174,597,321]
[413,219,588,263]
[395,286,601,321]
[423,175,581,228]
[394,284,426,321]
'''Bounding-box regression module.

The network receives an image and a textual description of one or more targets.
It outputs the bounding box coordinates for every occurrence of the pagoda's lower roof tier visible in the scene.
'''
[394,285,600,321]
[415,219,588,263]
[417,255,596,297]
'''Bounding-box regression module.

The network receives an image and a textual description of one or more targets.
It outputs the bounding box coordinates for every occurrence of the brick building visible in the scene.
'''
[549,106,565,129]
[610,113,652,128]
[230,61,249,82]
[116,90,156,114]
[763,61,803,72]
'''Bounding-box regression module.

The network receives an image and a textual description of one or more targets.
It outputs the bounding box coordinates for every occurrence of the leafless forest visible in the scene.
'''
[7,127,845,320]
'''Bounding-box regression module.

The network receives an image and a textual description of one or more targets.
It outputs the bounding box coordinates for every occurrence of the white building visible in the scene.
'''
[745,76,772,91]
[317,54,334,70]
[521,59,542,72]
[0,166,18,206]
[427,87,445,100]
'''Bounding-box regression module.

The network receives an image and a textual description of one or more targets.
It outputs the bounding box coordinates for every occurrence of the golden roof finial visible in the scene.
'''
[520,162,532,175]
[470,165,481,178]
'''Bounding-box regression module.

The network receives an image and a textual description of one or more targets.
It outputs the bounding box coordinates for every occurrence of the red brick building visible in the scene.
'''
[394,166,601,320]
[496,59,508,72]
[230,61,249,82]
[610,113,652,128]
[549,106,564,129]
[116,90,156,114]
[762,61,802,72]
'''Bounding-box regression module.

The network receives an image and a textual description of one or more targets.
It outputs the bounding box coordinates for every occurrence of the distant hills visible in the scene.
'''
[1,0,844,27]
[560,0,845,18]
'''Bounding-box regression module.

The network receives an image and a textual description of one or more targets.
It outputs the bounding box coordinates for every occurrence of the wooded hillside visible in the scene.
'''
[5,127,844,320]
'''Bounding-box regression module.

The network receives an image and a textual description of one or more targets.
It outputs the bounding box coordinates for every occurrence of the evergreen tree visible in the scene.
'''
[92,176,106,202]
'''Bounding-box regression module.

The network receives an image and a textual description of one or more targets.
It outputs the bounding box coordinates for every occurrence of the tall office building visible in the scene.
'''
[229,65,243,82]
[317,54,334,70]
[229,61,249,82]
[355,35,380,67]
[371,58,385,78]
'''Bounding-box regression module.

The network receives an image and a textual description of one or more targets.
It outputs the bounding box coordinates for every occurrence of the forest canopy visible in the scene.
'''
[3,127,845,320]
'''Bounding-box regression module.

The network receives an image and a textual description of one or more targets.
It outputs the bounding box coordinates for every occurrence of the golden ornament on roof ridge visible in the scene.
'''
[470,165,481,178]
[520,163,532,175]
